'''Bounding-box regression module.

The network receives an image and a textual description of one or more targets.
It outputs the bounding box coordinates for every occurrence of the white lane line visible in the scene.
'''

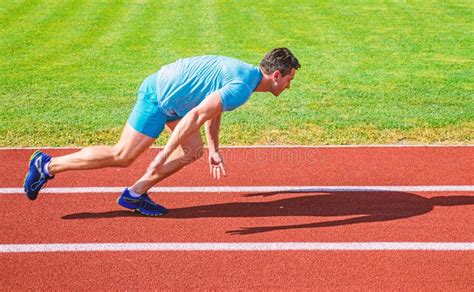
[0,145,472,150]
[1,185,473,194]
[1,242,473,253]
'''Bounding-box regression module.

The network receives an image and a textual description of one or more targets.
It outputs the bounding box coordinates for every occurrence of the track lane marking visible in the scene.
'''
[1,185,473,194]
[0,145,472,150]
[1,242,473,253]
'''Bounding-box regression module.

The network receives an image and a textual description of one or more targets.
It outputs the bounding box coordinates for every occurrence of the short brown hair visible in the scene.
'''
[259,48,301,76]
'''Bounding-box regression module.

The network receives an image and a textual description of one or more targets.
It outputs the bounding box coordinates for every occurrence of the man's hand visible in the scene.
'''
[209,151,226,180]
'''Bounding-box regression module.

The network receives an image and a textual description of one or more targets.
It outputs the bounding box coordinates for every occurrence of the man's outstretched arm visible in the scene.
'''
[205,113,221,154]
[205,113,226,179]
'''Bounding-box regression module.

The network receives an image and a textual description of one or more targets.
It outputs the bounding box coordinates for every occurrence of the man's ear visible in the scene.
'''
[272,70,281,81]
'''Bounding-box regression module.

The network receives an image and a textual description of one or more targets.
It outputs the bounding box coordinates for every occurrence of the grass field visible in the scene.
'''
[0,0,473,146]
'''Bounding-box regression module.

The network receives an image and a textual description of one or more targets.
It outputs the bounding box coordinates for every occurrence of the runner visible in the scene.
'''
[24,48,300,216]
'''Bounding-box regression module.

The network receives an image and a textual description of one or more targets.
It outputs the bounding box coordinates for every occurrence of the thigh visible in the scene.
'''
[165,119,203,150]
[114,122,156,160]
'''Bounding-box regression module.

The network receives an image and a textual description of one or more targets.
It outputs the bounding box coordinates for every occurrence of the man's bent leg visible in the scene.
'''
[129,121,204,194]
[48,123,155,175]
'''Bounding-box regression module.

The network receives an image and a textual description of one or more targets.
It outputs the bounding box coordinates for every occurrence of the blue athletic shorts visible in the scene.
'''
[127,74,179,138]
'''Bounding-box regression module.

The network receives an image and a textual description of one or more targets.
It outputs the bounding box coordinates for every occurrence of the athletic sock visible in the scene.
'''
[43,161,52,178]
[127,188,142,198]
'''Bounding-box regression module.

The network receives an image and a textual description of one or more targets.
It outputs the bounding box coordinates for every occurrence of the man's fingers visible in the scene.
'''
[210,155,226,180]
[211,165,225,180]
[220,162,227,177]
[213,166,220,180]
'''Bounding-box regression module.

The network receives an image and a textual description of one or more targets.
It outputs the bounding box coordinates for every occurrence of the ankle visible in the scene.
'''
[129,185,149,195]
[43,161,54,178]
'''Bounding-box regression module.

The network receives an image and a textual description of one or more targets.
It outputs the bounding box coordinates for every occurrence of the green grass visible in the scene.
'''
[1,0,473,146]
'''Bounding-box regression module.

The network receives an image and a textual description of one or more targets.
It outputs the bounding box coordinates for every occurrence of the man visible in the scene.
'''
[24,48,300,216]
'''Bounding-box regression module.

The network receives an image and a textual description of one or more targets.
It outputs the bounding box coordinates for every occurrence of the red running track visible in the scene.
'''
[1,146,473,290]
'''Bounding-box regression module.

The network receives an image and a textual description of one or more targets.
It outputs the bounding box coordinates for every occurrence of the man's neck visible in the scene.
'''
[254,71,272,93]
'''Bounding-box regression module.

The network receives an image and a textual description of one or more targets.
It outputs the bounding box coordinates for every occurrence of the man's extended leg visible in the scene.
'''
[48,123,154,174]
[24,123,155,200]
[128,120,204,195]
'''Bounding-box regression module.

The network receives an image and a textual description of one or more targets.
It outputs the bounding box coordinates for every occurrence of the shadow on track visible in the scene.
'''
[62,191,474,235]
[62,210,141,219]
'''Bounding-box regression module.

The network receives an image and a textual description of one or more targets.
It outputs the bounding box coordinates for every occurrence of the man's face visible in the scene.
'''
[271,68,296,96]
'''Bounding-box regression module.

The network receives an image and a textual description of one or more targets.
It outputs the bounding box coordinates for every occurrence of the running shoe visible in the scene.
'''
[23,150,54,200]
[117,188,168,216]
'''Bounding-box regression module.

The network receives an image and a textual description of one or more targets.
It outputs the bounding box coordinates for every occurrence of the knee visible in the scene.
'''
[112,147,135,167]
[114,154,135,167]
[182,143,204,164]
[193,145,205,161]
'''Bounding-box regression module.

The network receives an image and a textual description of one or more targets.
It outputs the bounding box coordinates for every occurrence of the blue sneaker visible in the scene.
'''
[117,189,168,216]
[23,150,54,200]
